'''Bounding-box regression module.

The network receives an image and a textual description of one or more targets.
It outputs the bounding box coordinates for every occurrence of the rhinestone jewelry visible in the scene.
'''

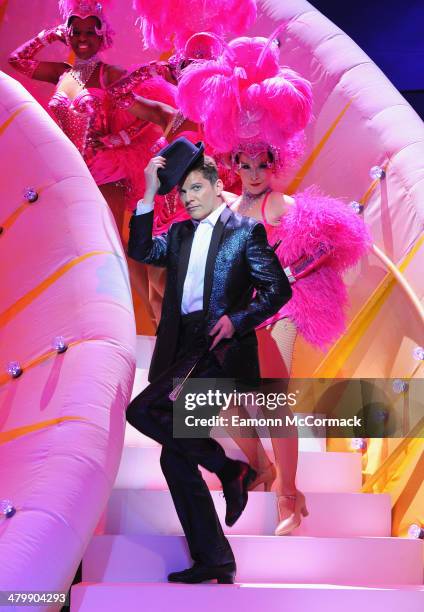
[170,110,186,135]
[238,187,272,215]
[70,55,100,87]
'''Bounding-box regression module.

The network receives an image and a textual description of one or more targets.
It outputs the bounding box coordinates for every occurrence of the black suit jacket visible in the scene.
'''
[128,206,292,382]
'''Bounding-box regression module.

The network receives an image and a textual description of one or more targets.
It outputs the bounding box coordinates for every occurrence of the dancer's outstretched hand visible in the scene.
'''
[54,24,68,45]
[209,315,235,350]
[144,156,166,199]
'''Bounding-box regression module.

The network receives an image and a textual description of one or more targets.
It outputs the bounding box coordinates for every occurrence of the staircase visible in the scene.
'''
[71,336,424,611]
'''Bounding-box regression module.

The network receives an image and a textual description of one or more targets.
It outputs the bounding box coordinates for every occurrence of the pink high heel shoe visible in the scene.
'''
[247,463,276,492]
[275,491,309,536]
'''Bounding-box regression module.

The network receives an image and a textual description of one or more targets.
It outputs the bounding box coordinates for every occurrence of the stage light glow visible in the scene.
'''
[23,187,39,203]
[53,336,68,354]
[350,201,364,214]
[0,500,16,518]
[374,408,389,423]
[413,346,424,361]
[351,438,367,451]
[392,379,408,394]
[6,361,22,378]
[408,524,424,539]
[369,166,386,180]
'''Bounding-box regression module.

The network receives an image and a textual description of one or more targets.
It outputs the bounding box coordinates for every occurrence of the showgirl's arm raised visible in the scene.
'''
[127,95,177,132]
[95,65,152,149]
[8,26,70,84]
[107,64,179,132]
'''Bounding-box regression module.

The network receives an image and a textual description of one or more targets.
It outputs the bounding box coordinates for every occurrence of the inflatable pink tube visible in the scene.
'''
[0,0,423,607]
[0,71,135,607]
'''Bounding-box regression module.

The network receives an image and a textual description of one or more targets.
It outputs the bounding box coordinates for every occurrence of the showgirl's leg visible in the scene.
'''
[260,318,299,498]
[225,318,298,492]
[99,182,157,331]
[258,318,309,535]
[224,399,274,487]
[99,181,126,236]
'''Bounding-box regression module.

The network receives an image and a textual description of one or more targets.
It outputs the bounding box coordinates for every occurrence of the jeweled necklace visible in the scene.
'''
[238,186,272,215]
[170,110,186,135]
[70,55,100,87]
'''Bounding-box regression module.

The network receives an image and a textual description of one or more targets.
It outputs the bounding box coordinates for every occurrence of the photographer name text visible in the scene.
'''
[184,415,363,428]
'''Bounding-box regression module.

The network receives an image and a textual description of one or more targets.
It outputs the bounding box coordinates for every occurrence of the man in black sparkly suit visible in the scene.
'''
[126,138,291,584]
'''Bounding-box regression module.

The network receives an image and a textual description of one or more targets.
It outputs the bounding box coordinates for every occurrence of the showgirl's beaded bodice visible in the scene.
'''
[48,85,110,160]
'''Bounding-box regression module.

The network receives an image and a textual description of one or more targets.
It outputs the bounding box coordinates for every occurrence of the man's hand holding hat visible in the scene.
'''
[155,137,205,195]
[144,155,166,203]
[137,137,205,216]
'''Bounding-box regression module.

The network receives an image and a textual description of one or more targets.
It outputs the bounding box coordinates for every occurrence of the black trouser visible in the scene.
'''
[127,311,235,567]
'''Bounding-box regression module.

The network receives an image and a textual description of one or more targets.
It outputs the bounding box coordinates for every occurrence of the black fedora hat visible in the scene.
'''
[156,137,205,195]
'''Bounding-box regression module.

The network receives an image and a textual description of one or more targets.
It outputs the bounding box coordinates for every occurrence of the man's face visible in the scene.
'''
[179,170,223,221]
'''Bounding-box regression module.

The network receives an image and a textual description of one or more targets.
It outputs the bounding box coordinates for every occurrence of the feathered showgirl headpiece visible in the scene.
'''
[58,1,115,49]
[132,0,257,52]
[168,32,228,81]
[177,35,313,167]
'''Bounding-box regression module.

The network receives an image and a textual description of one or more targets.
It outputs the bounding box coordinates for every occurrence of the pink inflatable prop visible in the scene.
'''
[0,71,135,607]
[0,0,423,608]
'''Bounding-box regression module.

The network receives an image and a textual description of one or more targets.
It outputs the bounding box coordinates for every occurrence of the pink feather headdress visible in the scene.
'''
[177,35,313,167]
[58,1,115,49]
[132,0,257,52]
[168,32,228,81]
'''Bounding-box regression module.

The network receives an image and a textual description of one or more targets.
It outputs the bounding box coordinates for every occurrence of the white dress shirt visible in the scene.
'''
[135,199,227,314]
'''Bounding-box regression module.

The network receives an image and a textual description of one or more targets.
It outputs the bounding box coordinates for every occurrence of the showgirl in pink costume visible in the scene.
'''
[9,0,181,329]
[177,35,370,535]
[9,0,177,233]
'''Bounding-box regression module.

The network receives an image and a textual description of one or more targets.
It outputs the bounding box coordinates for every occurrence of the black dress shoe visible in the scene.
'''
[168,562,236,584]
[222,460,257,527]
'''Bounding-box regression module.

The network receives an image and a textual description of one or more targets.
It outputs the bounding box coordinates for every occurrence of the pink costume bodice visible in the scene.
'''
[48,65,110,164]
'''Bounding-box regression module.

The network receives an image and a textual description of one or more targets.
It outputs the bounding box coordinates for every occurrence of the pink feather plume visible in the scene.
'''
[266,188,371,348]
[58,0,114,19]
[133,0,257,51]
[177,36,313,156]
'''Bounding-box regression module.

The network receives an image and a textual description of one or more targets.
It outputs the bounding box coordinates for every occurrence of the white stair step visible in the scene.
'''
[71,582,424,612]
[83,535,423,586]
[114,446,362,492]
[103,490,391,538]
